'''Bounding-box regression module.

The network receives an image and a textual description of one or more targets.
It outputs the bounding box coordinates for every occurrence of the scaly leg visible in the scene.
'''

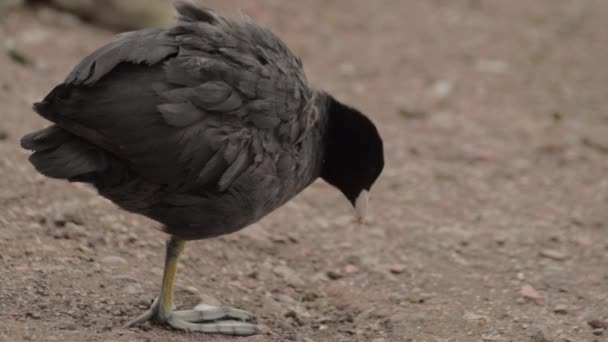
[127,237,258,336]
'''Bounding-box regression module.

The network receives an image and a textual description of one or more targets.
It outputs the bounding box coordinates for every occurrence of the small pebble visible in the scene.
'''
[539,249,568,261]
[137,295,153,307]
[431,80,454,99]
[588,320,608,329]
[531,327,554,342]
[26,311,41,319]
[100,255,127,265]
[389,264,406,274]
[494,236,507,246]
[111,274,139,283]
[124,284,143,295]
[175,283,199,295]
[344,264,359,274]
[553,304,568,314]
[326,270,342,280]
[521,284,544,305]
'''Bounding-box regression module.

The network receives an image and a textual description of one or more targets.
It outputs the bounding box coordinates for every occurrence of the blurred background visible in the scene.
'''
[1,1,607,341]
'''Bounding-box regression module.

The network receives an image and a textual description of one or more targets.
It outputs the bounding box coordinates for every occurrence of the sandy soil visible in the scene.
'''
[1,1,607,341]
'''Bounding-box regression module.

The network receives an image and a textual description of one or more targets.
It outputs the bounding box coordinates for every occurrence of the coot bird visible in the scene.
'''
[21,0,384,336]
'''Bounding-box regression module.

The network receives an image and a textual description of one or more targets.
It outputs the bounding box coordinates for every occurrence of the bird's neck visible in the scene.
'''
[319,94,350,189]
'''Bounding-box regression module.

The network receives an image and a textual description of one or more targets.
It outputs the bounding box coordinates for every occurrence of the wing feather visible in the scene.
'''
[66,29,177,86]
[37,1,317,194]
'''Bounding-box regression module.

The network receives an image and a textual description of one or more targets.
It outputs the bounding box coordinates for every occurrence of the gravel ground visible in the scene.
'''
[1,1,607,341]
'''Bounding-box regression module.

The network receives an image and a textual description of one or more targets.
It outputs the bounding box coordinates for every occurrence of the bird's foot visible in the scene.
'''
[127,299,258,336]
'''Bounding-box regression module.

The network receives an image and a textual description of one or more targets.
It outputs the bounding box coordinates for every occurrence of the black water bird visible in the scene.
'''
[21,0,384,335]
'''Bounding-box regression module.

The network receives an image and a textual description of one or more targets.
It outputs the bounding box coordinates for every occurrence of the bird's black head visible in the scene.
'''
[320,94,384,221]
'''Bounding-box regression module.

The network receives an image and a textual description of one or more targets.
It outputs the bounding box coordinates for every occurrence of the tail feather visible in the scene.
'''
[31,84,72,123]
[20,125,70,151]
[21,125,108,182]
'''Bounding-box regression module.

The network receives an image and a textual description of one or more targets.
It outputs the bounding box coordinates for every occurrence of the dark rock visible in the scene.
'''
[588,320,608,329]
[326,270,343,280]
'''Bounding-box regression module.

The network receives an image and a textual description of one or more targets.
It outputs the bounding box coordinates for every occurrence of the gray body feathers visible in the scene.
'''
[22,3,327,239]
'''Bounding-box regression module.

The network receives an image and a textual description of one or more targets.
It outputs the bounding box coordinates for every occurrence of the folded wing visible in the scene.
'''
[34,3,316,194]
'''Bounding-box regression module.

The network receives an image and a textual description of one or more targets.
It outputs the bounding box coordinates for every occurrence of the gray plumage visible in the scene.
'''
[20,2,384,334]
[22,2,326,239]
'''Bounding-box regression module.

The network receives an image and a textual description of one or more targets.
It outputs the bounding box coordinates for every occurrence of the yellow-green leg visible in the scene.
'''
[127,237,258,336]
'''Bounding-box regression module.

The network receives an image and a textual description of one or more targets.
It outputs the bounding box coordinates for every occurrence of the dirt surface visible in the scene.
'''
[1,1,608,341]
